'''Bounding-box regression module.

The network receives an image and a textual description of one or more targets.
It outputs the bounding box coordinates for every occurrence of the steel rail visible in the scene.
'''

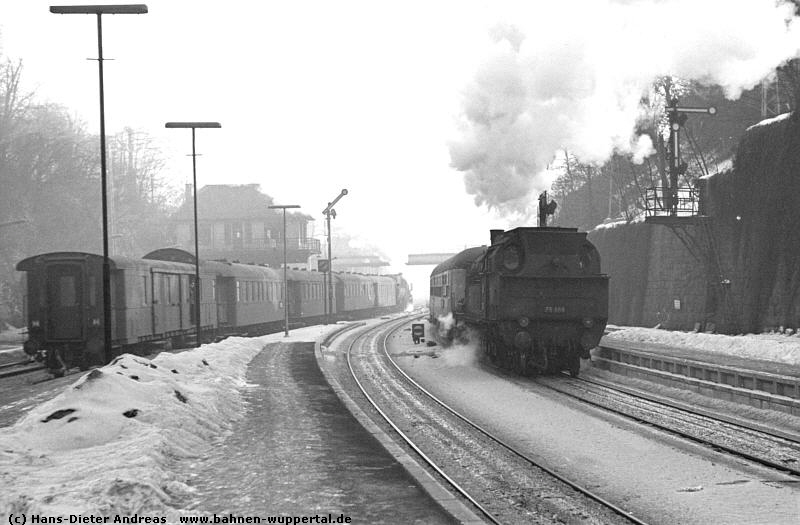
[381,323,650,525]
[540,374,800,477]
[573,374,800,445]
[0,359,34,370]
[345,318,502,525]
[0,363,46,379]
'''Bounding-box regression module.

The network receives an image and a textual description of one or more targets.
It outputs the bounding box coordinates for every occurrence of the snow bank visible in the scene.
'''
[606,326,800,366]
[0,325,337,519]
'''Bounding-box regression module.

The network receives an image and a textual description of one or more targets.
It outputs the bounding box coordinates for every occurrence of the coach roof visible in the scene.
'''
[430,246,486,276]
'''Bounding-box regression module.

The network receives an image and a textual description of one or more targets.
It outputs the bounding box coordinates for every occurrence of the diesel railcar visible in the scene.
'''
[17,248,411,376]
[430,227,608,376]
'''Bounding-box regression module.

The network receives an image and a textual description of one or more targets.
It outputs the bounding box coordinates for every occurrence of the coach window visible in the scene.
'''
[59,275,77,306]
[236,281,241,302]
[88,275,97,307]
[199,225,212,246]
[172,275,180,305]
[142,276,148,306]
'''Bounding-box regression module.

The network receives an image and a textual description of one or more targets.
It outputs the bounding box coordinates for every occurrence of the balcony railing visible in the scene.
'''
[645,187,701,218]
[200,237,321,253]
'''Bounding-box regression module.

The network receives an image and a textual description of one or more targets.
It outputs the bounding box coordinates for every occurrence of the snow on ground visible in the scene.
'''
[0,324,25,344]
[0,324,341,519]
[606,325,800,366]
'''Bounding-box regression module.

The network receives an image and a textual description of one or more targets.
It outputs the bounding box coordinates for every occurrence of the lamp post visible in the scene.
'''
[268,204,301,337]
[165,122,221,347]
[322,189,348,325]
[50,4,147,364]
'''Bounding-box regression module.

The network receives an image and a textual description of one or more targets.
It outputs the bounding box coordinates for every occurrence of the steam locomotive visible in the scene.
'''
[18,248,411,376]
[429,226,608,376]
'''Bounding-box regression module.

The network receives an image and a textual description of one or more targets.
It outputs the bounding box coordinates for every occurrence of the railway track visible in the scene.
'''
[344,318,648,525]
[535,373,800,477]
[0,360,45,379]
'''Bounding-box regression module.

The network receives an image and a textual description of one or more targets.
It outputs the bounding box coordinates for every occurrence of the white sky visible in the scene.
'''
[0,1,501,264]
[2,1,800,297]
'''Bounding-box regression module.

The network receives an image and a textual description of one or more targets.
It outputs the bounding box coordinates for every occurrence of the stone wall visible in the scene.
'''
[588,112,800,334]
[589,222,707,330]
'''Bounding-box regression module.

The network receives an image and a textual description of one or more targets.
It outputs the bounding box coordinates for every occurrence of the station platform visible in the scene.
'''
[595,331,800,415]
[600,334,800,378]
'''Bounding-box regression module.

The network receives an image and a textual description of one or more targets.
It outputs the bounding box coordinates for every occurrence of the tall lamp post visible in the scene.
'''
[268,204,301,337]
[322,189,347,325]
[165,122,221,347]
[50,4,148,364]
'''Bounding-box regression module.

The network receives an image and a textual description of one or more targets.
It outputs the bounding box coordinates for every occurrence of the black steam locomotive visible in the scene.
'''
[429,224,608,376]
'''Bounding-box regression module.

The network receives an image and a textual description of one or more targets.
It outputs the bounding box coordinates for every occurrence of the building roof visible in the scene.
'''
[172,184,313,221]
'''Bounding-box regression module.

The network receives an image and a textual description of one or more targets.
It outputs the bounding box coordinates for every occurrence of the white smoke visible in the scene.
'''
[449,0,800,214]
[437,312,456,331]
[437,325,482,367]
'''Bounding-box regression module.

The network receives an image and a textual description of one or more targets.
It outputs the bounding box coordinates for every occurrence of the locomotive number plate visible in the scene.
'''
[544,305,566,314]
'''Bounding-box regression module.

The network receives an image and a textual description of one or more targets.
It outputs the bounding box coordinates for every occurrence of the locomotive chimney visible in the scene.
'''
[490,229,504,244]
[185,183,193,205]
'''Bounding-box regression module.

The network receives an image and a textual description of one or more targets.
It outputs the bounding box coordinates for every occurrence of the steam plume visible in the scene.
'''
[449,0,800,215]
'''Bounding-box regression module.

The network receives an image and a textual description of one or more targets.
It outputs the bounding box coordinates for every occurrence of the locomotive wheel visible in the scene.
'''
[568,355,581,377]
[484,334,499,365]
[518,351,529,376]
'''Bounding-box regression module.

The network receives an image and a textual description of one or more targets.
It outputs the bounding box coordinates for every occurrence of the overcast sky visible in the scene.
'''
[2,1,800,296]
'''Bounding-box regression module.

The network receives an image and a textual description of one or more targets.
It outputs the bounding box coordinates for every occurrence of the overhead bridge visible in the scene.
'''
[406,253,456,266]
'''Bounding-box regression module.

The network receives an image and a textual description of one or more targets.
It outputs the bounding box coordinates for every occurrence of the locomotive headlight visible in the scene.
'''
[518,316,530,327]
[503,245,522,271]
[31,320,40,328]
[582,317,595,328]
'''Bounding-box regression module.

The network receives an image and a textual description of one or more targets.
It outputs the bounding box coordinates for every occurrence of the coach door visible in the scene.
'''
[151,271,168,335]
[45,263,84,340]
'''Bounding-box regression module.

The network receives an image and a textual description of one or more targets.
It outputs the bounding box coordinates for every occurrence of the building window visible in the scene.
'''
[199,225,212,245]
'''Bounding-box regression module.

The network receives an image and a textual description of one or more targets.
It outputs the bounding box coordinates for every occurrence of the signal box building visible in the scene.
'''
[171,184,320,267]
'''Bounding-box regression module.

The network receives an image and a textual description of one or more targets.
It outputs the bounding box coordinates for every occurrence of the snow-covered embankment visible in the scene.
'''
[0,336,268,517]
